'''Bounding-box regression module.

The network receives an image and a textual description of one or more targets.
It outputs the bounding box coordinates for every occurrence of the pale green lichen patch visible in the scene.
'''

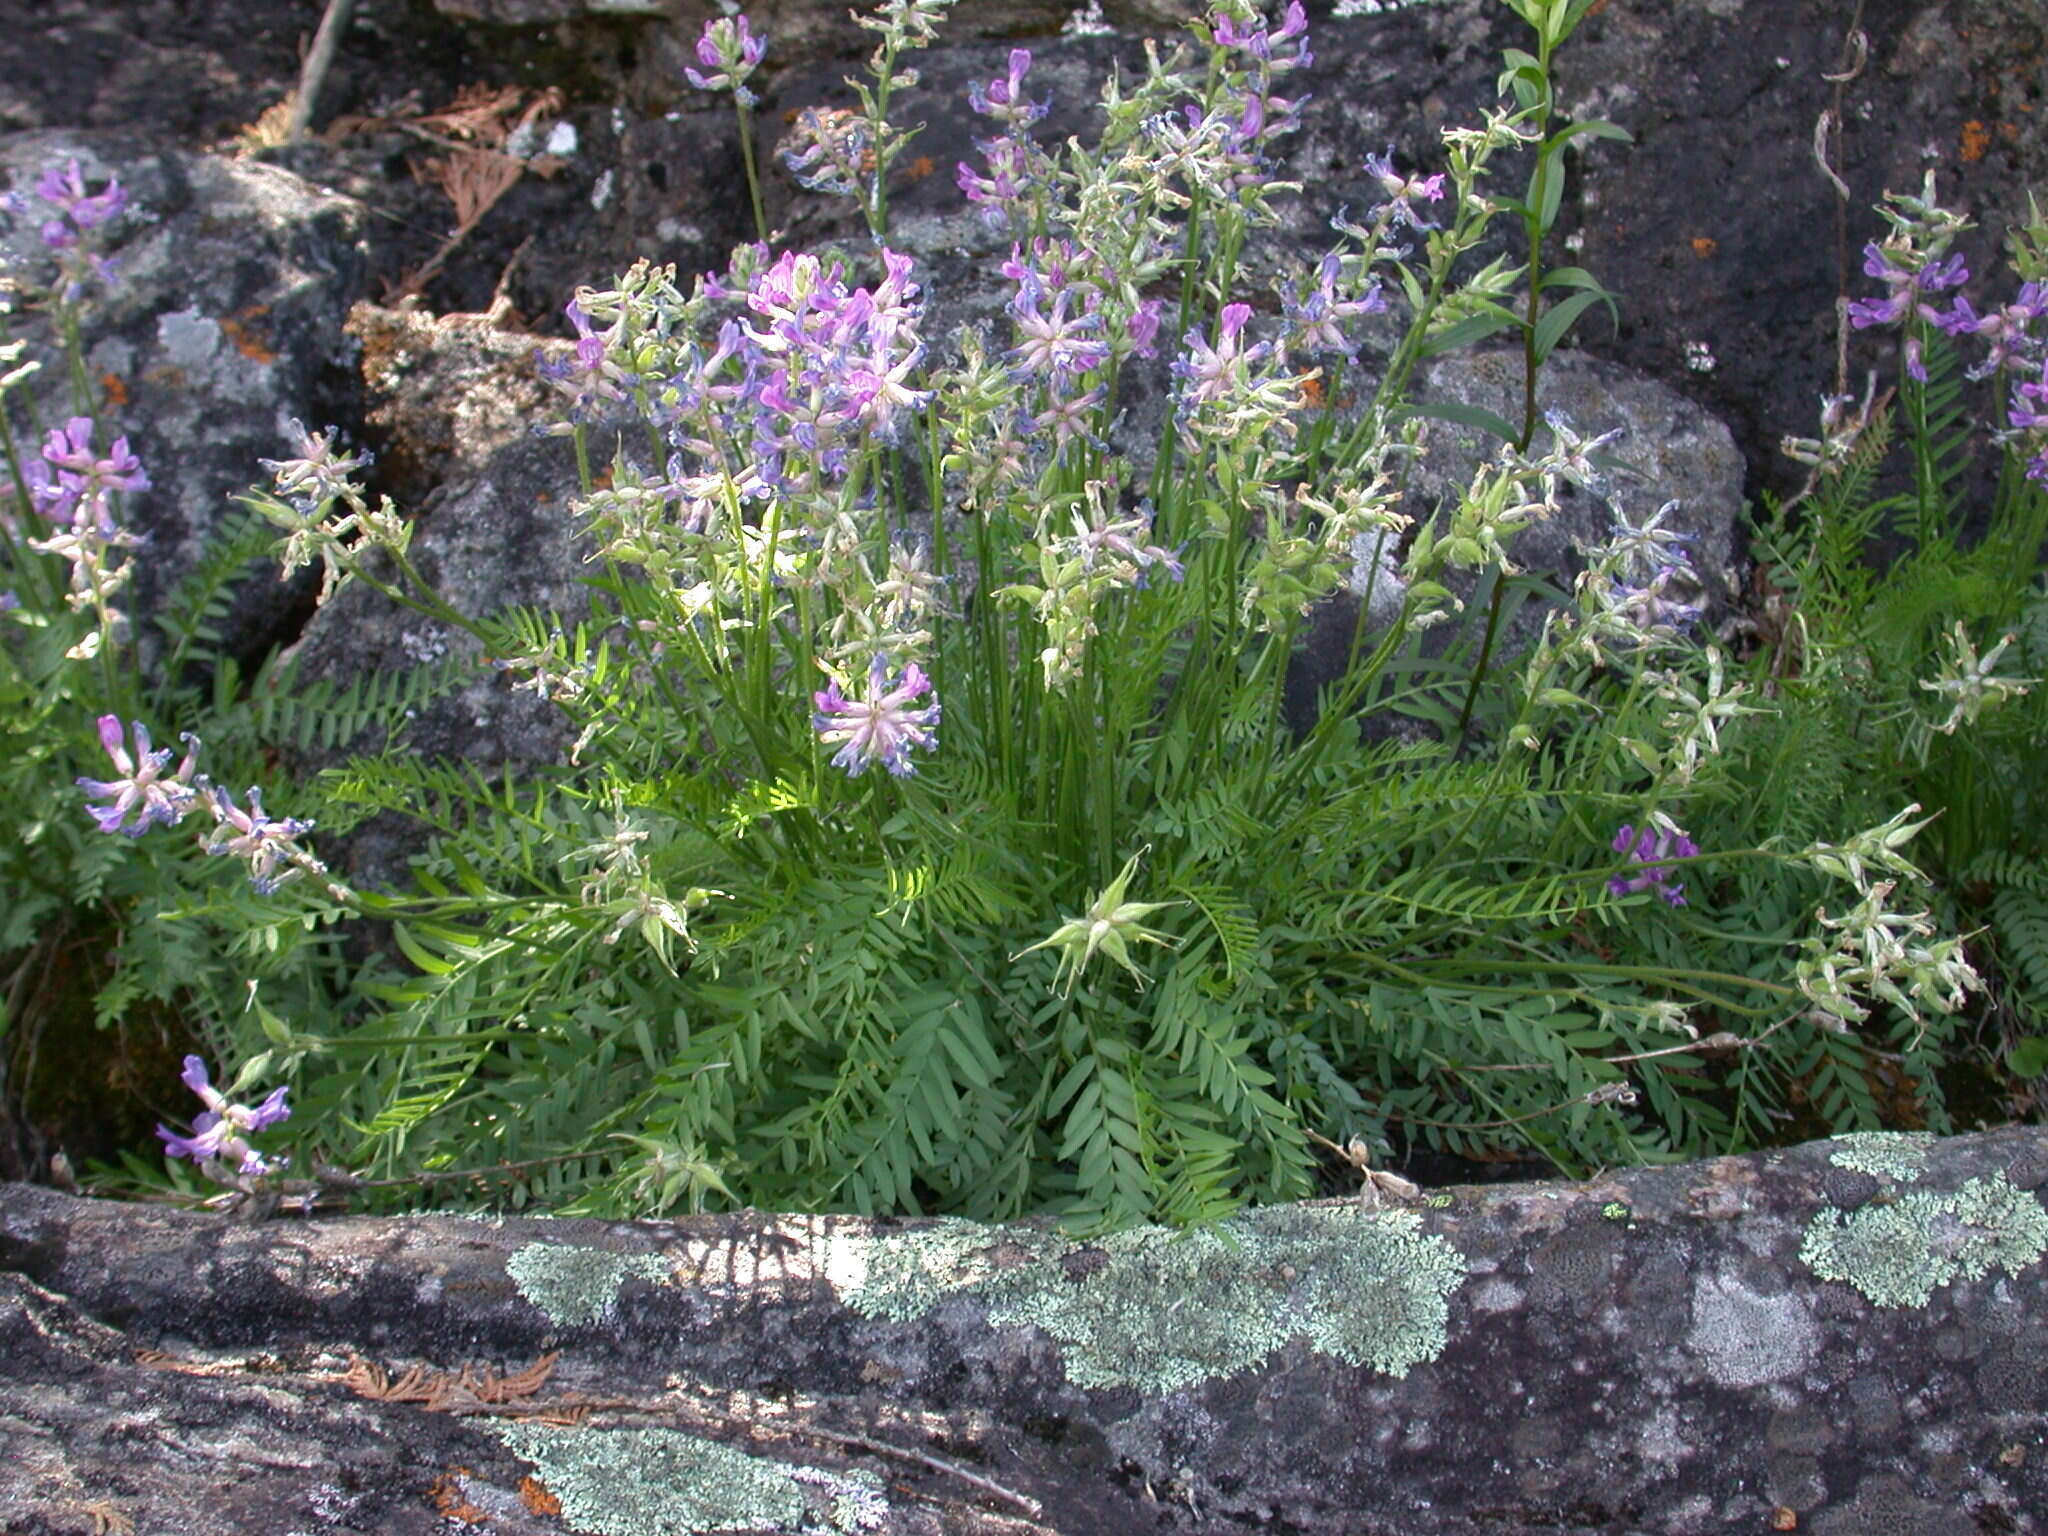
[836,1204,1465,1393]
[1824,1131,1936,1181]
[506,1242,670,1327]
[487,1423,816,1535]
[1799,1173,2048,1309]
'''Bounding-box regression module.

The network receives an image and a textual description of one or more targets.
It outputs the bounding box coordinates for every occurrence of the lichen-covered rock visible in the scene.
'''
[3,1125,2044,1534]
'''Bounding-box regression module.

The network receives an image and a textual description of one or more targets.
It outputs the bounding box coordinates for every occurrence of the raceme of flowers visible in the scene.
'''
[1844,173,2048,481]
[1,157,125,304]
[76,714,328,896]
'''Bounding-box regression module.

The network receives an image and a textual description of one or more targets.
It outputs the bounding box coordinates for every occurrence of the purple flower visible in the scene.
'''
[1938,281,2048,379]
[77,716,201,836]
[1607,821,1699,907]
[1847,242,1970,382]
[535,299,628,429]
[40,416,149,500]
[813,654,940,777]
[1073,499,1183,586]
[1211,1,1311,71]
[685,14,767,104]
[968,49,1048,128]
[156,1055,290,1179]
[958,135,1042,230]
[35,160,126,231]
[1125,298,1164,359]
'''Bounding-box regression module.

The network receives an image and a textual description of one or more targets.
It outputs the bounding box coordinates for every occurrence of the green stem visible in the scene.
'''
[735,102,769,245]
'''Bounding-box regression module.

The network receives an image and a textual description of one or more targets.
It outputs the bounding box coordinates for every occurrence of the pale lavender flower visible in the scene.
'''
[203,784,319,895]
[77,716,201,835]
[1073,498,1183,585]
[813,653,940,777]
[1608,820,1699,907]
[1008,280,1108,383]
[1174,301,1263,412]
[1281,252,1386,360]
[258,419,374,511]
[156,1055,290,1179]
[535,298,628,430]
[1362,147,1446,232]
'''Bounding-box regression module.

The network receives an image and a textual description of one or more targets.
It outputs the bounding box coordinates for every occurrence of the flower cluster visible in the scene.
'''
[1279,251,1387,362]
[781,106,872,198]
[1791,807,1985,1034]
[24,416,149,646]
[661,246,931,492]
[248,418,407,605]
[156,1055,291,1181]
[2003,357,2048,484]
[812,652,941,776]
[957,49,1055,234]
[1180,1,1311,201]
[1573,497,1705,660]
[533,298,630,433]
[1843,173,1972,383]
[3,158,125,305]
[1360,146,1446,235]
[76,715,330,895]
[1000,482,1183,689]
[1607,817,1699,907]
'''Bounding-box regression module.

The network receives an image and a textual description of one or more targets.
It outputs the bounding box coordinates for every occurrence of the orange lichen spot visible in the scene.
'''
[100,372,130,406]
[1961,120,1990,163]
[219,307,278,364]
[519,1477,563,1516]
[1690,236,1717,259]
[429,1469,486,1524]
[907,155,936,181]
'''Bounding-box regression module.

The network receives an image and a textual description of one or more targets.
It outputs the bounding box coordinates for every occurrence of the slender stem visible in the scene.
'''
[735,102,769,244]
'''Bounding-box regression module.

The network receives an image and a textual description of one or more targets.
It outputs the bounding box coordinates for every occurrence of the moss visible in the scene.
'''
[1824,1131,1936,1182]
[487,1423,810,1535]
[506,1242,670,1327]
[835,1204,1465,1393]
[1799,1173,2048,1309]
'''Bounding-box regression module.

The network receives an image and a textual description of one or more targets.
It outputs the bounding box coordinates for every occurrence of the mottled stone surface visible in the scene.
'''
[3,1125,2044,1534]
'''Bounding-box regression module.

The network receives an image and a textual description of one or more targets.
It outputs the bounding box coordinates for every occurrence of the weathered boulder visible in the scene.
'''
[3,1125,2044,1533]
